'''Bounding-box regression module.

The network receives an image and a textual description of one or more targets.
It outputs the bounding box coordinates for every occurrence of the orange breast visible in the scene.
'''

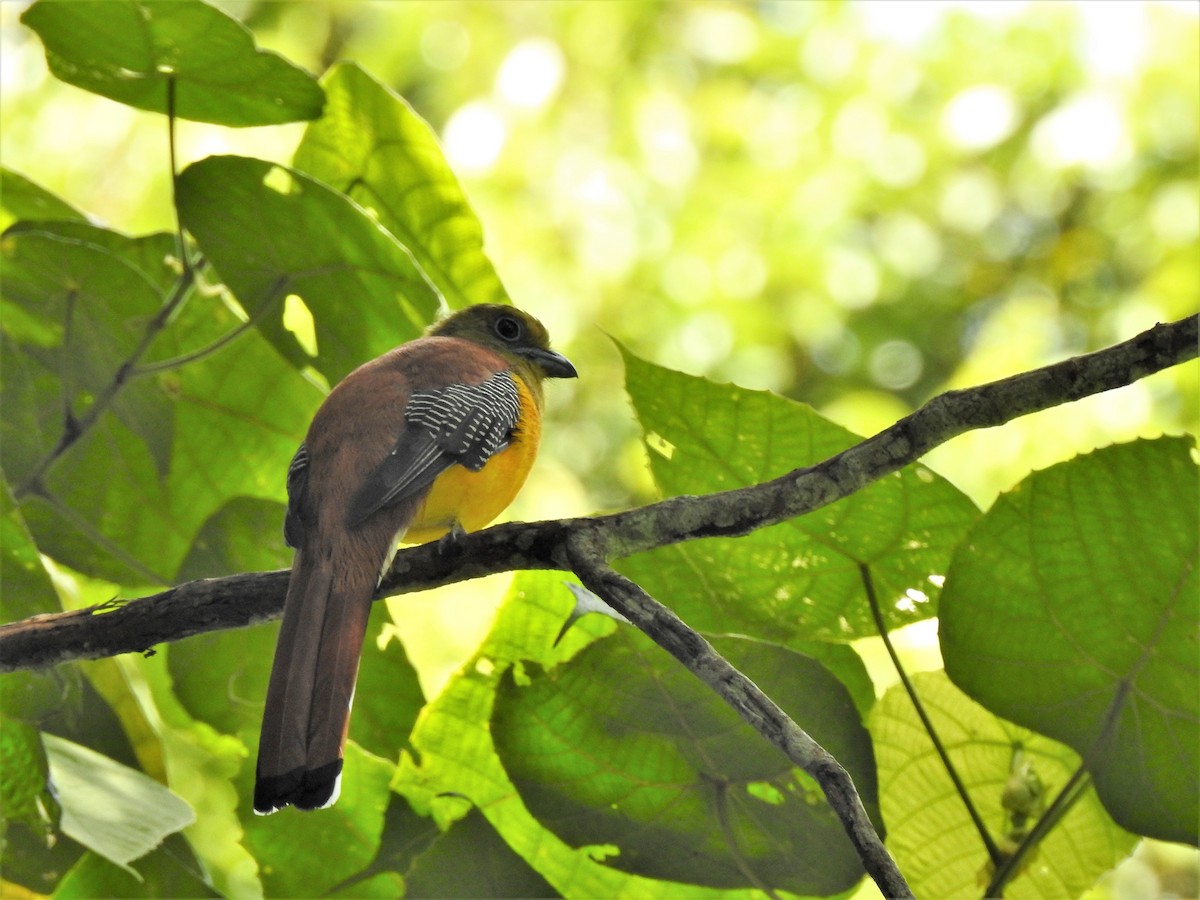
[403,375,543,544]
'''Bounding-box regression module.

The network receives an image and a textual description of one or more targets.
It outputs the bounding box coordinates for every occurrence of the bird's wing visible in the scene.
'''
[283,442,310,548]
[347,370,522,527]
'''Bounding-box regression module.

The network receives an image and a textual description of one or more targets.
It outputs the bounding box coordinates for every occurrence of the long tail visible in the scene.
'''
[254,547,375,814]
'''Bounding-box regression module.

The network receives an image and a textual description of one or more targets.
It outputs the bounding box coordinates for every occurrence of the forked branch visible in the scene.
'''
[4,315,1193,672]
[3,314,1194,900]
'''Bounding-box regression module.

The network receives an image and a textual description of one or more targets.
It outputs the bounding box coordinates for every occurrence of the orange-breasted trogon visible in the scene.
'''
[255,304,576,814]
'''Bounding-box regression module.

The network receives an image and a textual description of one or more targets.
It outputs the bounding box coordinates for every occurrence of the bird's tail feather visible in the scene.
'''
[254,548,374,814]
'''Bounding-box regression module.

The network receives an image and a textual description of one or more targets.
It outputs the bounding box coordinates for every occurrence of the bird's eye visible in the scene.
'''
[494,314,523,342]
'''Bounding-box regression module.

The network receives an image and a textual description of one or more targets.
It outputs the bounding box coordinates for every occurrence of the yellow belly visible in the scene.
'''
[403,380,543,545]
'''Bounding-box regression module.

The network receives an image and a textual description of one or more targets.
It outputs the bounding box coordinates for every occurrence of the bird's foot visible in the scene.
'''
[435,521,468,556]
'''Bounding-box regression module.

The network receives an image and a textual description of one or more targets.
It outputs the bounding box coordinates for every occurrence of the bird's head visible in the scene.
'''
[429,304,577,380]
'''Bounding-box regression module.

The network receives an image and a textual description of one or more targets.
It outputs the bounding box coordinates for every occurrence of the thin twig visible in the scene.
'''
[859,563,1004,865]
[13,266,197,501]
[166,76,191,277]
[13,78,202,503]
[133,275,290,375]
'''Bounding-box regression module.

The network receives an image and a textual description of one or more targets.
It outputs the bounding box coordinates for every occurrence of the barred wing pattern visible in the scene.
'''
[284,443,309,548]
[347,371,522,527]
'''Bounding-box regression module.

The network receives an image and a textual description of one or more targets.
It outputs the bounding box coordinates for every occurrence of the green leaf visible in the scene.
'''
[940,437,1199,844]
[7,319,313,588]
[154,299,318,583]
[170,598,423,765]
[43,733,196,873]
[0,719,58,839]
[1,224,178,483]
[294,61,509,311]
[52,836,218,898]
[240,742,394,898]
[4,219,180,295]
[167,618,279,743]
[176,155,441,384]
[404,808,556,899]
[176,497,293,583]
[0,168,86,230]
[870,671,1136,898]
[349,617,427,763]
[6,242,315,586]
[397,572,757,898]
[492,629,877,895]
[619,347,979,642]
[20,0,323,126]
[0,474,59,621]
[329,872,404,898]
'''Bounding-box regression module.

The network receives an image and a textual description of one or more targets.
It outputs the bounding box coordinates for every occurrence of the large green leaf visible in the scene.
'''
[1,223,179,482]
[619,347,979,642]
[20,0,322,126]
[3,234,317,584]
[0,168,86,230]
[175,496,292,583]
[404,808,556,899]
[870,671,1136,898]
[492,629,877,895]
[239,742,395,898]
[294,62,509,311]
[350,618,427,764]
[166,617,279,745]
[941,437,1199,844]
[176,155,440,384]
[4,220,181,296]
[395,572,764,898]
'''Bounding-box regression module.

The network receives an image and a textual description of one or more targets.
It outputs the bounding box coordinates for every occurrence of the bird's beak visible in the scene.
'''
[520,346,578,379]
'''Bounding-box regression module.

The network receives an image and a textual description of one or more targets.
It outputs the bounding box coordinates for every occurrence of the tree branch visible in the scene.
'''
[2,315,1194,672]
[3,315,1191,900]
[566,534,913,897]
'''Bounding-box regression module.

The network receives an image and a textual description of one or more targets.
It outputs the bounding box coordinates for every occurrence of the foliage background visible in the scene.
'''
[1,1,1197,897]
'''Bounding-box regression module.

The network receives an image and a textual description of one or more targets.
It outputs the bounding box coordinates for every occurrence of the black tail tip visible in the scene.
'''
[254,760,343,814]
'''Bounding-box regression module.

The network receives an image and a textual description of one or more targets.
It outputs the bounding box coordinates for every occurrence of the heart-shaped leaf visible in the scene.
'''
[870,671,1136,897]
[493,628,878,895]
[941,437,1198,844]
[177,155,440,384]
[619,347,978,642]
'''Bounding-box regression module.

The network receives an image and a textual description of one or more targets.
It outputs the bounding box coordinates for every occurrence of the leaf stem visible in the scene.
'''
[13,264,196,501]
[166,76,191,277]
[709,776,783,900]
[133,275,290,375]
[857,562,1004,866]
[14,77,206,502]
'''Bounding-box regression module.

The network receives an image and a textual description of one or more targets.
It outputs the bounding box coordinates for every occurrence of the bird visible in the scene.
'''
[254,304,576,814]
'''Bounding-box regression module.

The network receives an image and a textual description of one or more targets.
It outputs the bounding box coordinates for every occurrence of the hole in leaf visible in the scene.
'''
[645,431,676,460]
[262,165,296,195]
[282,293,318,358]
[746,781,785,806]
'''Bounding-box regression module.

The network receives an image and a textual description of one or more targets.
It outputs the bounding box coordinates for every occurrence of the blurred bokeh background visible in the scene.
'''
[3,2,1196,895]
[3,0,1196,511]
